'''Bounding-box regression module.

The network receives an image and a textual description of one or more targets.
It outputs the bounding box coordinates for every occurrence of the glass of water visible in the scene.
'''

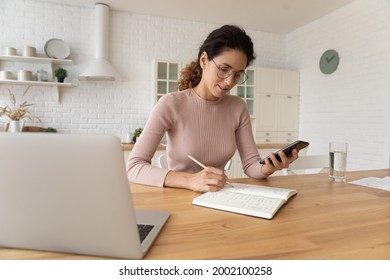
[329,142,348,182]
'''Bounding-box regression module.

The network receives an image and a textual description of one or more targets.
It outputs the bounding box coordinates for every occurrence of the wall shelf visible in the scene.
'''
[0,79,72,87]
[0,55,74,102]
[0,55,73,65]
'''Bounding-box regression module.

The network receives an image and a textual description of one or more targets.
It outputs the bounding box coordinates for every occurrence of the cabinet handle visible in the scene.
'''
[266,132,270,136]
[266,94,271,98]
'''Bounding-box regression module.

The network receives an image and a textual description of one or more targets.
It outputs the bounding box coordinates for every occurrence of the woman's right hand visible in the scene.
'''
[163,167,227,192]
[187,166,227,192]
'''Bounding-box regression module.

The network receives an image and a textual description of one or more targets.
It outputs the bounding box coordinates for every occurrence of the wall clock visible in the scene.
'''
[319,49,339,74]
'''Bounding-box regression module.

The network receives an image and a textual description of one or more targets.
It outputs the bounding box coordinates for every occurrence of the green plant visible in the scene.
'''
[0,87,41,122]
[132,127,143,142]
[44,127,57,133]
[54,67,68,78]
[133,128,143,137]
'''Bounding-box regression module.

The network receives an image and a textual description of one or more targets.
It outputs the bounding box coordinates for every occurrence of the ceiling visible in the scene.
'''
[37,0,355,34]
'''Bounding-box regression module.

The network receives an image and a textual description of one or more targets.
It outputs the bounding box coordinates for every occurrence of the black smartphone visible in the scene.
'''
[259,140,310,165]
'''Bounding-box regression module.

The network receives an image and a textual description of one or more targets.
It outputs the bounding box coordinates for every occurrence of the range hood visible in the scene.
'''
[79,3,120,82]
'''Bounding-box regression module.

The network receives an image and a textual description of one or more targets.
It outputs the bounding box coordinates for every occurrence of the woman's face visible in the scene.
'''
[199,49,247,101]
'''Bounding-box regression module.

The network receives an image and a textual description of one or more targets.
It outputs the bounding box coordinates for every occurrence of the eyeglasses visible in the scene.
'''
[211,59,248,84]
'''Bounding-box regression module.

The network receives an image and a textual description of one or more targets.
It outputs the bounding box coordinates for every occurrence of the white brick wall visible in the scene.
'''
[0,0,285,141]
[287,0,390,171]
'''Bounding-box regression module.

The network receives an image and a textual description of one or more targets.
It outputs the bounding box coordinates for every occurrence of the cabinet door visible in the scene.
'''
[155,60,181,103]
[256,67,278,93]
[278,70,300,95]
[255,94,278,132]
[277,94,299,132]
[234,68,255,116]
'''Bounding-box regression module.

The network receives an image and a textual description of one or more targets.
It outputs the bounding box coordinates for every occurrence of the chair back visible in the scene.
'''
[282,154,329,175]
[157,154,168,169]
[224,159,232,171]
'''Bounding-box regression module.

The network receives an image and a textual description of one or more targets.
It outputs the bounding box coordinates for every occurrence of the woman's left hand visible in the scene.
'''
[261,149,299,176]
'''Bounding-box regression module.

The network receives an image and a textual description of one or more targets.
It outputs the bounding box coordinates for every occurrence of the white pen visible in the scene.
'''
[187,155,234,188]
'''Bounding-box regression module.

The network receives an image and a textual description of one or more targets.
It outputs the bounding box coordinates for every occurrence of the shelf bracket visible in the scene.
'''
[52,86,61,103]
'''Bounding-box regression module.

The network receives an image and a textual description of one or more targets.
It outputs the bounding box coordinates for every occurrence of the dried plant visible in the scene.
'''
[0,87,41,122]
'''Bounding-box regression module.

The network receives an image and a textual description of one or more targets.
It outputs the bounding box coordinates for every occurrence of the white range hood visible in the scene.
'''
[79,3,120,82]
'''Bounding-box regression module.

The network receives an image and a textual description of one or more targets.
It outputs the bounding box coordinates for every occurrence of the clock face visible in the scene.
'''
[319,49,339,74]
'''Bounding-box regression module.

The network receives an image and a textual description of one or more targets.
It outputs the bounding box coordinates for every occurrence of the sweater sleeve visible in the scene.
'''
[235,103,269,179]
[126,95,173,187]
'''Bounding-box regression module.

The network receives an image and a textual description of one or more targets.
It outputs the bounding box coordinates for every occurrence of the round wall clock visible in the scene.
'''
[319,49,339,74]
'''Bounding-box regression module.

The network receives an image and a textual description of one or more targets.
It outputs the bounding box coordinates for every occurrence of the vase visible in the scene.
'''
[8,120,22,133]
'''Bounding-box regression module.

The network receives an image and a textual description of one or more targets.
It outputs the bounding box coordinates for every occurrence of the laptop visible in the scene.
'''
[0,133,169,259]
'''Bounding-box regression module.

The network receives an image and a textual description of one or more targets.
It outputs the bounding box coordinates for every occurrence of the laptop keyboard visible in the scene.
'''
[137,224,155,243]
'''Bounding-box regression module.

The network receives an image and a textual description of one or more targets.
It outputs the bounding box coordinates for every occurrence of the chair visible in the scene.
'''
[282,154,329,175]
[157,153,168,169]
[224,159,232,171]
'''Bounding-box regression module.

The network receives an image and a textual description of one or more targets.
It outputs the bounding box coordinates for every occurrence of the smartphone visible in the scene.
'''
[259,140,309,165]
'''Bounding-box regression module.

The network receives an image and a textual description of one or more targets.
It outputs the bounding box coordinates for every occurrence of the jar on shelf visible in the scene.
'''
[37,69,48,82]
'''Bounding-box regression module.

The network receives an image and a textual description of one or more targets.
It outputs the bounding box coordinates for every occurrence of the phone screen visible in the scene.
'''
[259,140,309,165]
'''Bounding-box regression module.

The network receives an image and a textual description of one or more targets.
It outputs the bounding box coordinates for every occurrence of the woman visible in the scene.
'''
[127,25,298,192]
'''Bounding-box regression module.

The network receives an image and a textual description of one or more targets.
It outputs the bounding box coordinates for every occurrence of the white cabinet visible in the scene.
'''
[231,68,255,117]
[255,67,300,144]
[256,67,299,95]
[255,93,277,133]
[154,60,181,103]
[277,95,299,132]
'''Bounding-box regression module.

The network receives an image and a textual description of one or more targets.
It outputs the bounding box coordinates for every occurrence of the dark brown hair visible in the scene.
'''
[178,25,256,91]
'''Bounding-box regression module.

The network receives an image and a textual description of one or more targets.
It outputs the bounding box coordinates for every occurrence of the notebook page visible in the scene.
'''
[193,191,284,218]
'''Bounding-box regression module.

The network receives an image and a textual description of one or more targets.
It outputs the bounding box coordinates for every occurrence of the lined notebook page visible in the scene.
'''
[193,191,284,218]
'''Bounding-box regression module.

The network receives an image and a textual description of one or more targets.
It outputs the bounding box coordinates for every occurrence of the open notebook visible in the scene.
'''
[0,133,169,259]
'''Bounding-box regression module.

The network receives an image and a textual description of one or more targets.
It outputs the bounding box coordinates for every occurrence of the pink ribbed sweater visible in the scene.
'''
[126,89,266,187]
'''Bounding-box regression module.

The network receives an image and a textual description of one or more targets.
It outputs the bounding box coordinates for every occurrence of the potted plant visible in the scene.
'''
[44,127,57,133]
[132,127,143,143]
[0,87,41,132]
[54,67,68,83]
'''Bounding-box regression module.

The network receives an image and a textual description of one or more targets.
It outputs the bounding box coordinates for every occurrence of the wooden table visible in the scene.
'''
[1,169,390,259]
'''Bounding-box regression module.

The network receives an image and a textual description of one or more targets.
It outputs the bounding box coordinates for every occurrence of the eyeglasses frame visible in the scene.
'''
[211,59,248,84]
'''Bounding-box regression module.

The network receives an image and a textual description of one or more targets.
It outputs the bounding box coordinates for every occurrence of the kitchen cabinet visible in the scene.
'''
[255,67,300,144]
[231,68,255,116]
[0,55,73,101]
[154,60,181,103]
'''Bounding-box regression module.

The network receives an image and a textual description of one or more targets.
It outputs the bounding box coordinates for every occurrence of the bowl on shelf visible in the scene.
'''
[23,46,36,57]
[17,70,32,81]
[0,71,13,80]
[4,47,17,56]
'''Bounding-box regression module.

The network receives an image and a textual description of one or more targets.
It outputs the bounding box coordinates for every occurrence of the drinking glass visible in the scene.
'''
[329,142,348,182]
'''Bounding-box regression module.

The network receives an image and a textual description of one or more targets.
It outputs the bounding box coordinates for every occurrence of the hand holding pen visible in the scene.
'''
[188,155,234,188]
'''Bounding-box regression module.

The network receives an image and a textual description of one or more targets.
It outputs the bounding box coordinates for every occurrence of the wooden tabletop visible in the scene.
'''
[135,169,390,260]
[1,169,390,260]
